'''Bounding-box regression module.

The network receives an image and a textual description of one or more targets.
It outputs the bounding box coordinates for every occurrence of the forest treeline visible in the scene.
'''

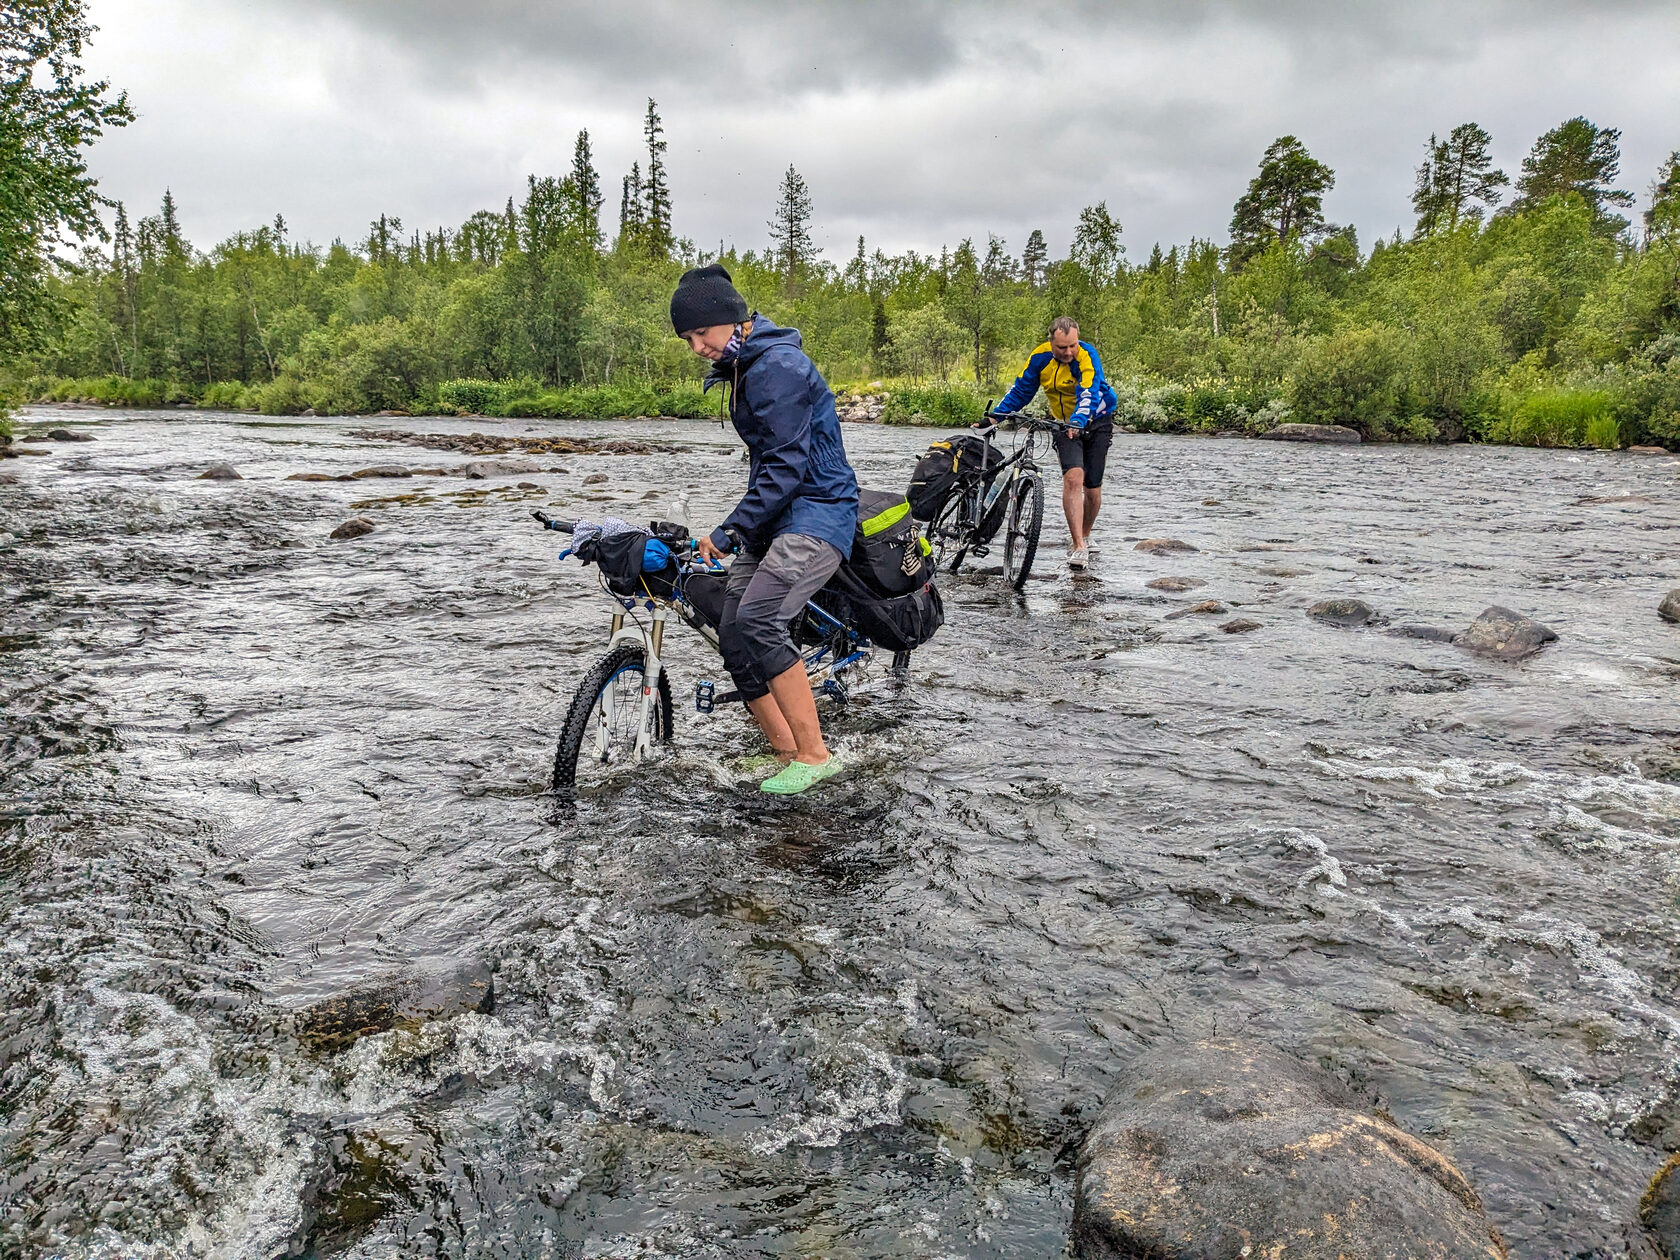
[10,94,1680,447]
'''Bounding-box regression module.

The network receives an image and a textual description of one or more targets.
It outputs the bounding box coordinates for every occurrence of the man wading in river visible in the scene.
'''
[994,317,1119,569]
[673,264,859,795]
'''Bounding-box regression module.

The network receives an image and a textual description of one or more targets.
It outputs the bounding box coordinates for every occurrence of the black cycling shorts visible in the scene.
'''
[1052,420,1114,488]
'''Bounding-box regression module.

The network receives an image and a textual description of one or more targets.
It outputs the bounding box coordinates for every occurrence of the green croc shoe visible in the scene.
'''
[760,755,844,795]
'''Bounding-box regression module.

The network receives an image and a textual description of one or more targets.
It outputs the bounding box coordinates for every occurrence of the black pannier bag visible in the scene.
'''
[682,569,727,631]
[906,434,1003,521]
[815,567,945,653]
[849,488,931,598]
[575,528,679,598]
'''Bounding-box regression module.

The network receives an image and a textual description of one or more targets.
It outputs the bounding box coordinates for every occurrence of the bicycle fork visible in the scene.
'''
[599,607,667,762]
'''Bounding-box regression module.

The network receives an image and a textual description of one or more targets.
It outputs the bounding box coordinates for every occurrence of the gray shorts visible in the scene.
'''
[719,534,844,701]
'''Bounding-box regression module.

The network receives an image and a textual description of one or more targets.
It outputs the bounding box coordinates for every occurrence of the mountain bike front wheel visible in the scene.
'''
[553,642,673,799]
[1003,474,1044,591]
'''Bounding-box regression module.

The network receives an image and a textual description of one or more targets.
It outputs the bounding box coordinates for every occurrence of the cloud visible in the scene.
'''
[80,0,1680,262]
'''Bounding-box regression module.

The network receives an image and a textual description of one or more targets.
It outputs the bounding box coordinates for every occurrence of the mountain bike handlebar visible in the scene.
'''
[532,510,577,533]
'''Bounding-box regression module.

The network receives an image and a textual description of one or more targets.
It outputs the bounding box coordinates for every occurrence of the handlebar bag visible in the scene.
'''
[847,488,931,598]
[579,529,679,598]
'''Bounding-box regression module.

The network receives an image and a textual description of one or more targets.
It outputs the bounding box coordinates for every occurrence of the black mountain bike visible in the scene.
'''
[923,412,1060,591]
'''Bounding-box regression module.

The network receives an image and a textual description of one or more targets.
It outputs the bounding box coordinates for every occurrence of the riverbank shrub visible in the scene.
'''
[881,384,987,427]
[1289,328,1410,439]
[499,382,714,419]
[438,378,513,414]
[1488,387,1617,447]
[1115,376,1289,435]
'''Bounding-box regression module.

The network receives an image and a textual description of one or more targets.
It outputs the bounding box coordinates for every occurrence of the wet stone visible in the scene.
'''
[1221,618,1262,634]
[1638,1154,1680,1255]
[463,459,542,479]
[1259,422,1362,444]
[1146,576,1205,592]
[1165,599,1226,620]
[198,462,242,480]
[286,472,349,482]
[1073,1038,1508,1260]
[45,428,95,442]
[293,961,494,1054]
[350,465,411,479]
[1629,445,1672,456]
[1394,623,1460,643]
[583,472,610,486]
[330,517,376,540]
[1309,597,1376,627]
[1135,538,1197,554]
[1454,606,1558,661]
[1661,590,1680,625]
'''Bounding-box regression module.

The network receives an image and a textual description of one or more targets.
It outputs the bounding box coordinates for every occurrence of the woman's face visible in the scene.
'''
[681,324,737,360]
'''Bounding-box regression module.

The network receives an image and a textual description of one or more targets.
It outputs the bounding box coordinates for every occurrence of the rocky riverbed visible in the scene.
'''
[2,407,1679,1258]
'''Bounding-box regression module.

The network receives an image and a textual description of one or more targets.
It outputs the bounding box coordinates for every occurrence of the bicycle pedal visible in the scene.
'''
[695,680,715,713]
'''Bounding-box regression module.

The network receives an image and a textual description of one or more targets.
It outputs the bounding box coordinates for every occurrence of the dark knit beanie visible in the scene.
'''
[670,264,748,334]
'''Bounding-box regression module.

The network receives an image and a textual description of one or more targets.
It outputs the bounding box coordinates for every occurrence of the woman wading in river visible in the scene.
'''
[672,264,860,796]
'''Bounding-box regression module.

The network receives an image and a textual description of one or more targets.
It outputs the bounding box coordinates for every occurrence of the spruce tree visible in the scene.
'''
[568,129,603,249]
[619,163,644,251]
[767,164,817,280]
[1021,228,1048,289]
[640,100,673,257]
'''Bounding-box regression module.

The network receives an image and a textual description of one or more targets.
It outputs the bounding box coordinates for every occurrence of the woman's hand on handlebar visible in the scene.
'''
[697,533,731,564]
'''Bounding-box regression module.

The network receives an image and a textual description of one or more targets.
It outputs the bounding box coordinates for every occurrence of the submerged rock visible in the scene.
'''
[330,517,375,540]
[1135,538,1198,554]
[1073,1038,1508,1260]
[1146,576,1205,592]
[1309,597,1376,627]
[198,462,242,480]
[1165,599,1227,620]
[45,428,95,442]
[1661,590,1680,625]
[1629,445,1671,456]
[1394,623,1459,643]
[462,458,542,479]
[583,472,610,486]
[1454,606,1558,661]
[1220,618,1262,634]
[293,961,494,1054]
[1259,422,1362,444]
[286,472,350,482]
[350,465,411,479]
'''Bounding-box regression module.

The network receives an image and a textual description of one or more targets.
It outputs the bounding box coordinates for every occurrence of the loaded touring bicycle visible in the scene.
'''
[534,489,942,799]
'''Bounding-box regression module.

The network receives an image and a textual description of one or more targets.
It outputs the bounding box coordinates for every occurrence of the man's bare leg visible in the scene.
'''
[1061,467,1087,551]
[765,663,829,765]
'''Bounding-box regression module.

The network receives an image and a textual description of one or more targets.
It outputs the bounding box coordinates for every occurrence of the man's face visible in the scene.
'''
[682,324,736,360]
[1050,328,1080,364]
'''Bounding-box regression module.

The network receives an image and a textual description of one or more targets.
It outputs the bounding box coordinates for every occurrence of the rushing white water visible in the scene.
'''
[2,408,1679,1257]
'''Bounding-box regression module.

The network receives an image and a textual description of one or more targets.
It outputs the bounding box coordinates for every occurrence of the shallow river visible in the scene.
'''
[3,408,1680,1258]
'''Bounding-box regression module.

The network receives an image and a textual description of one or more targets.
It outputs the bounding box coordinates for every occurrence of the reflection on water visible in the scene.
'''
[2,409,1679,1257]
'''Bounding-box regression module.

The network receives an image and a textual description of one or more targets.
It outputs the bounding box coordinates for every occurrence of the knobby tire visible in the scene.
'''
[1003,474,1044,591]
[552,642,673,800]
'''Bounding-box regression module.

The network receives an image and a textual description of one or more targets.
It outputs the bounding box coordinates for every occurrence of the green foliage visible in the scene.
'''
[1,0,132,359]
[1289,327,1411,439]
[438,377,511,414]
[1229,136,1335,266]
[499,382,712,420]
[1488,387,1616,447]
[1512,116,1634,233]
[881,384,986,427]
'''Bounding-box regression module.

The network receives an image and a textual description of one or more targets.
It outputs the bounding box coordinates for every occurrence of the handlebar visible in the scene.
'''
[532,509,578,533]
[983,411,1067,432]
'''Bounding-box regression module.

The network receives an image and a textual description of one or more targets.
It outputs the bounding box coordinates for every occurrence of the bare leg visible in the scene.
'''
[1083,486,1102,539]
[1061,467,1087,550]
[745,694,797,760]
[766,662,829,764]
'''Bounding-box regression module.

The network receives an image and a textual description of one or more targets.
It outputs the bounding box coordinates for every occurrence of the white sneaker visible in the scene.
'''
[1067,546,1089,570]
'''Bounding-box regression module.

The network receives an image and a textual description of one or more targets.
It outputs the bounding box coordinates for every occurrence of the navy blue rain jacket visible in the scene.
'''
[705,316,859,557]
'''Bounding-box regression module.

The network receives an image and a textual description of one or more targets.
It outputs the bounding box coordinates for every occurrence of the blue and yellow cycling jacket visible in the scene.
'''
[995,340,1118,428]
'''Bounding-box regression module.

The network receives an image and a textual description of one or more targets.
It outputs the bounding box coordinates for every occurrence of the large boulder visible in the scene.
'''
[350,464,411,479]
[1453,606,1557,661]
[45,428,95,441]
[1661,590,1680,625]
[1259,423,1362,444]
[1074,1038,1507,1260]
[462,458,542,479]
[198,462,242,480]
[330,517,375,540]
[293,961,494,1053]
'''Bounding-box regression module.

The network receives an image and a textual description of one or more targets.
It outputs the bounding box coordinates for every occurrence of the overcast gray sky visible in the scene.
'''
[82,0,1680,262]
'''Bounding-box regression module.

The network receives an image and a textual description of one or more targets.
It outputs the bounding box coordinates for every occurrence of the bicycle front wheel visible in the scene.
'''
[1002,474,1044,591]
[553,643,673,799]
